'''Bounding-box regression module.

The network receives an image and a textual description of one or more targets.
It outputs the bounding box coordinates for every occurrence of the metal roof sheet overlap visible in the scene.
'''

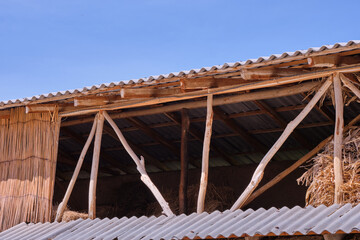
[2,204,360,240]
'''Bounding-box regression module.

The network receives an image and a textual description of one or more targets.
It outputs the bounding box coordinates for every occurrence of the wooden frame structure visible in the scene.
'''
[1,41,360,224]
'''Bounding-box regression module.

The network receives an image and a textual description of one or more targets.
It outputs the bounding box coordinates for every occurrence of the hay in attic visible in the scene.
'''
[297,126,360,206]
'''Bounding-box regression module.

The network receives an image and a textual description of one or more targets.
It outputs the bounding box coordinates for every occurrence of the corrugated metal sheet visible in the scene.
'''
[1,40,359,109]
[1,204,360,240]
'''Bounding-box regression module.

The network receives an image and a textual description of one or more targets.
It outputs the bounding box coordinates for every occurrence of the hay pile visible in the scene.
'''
[146,183,236,216]
[51,204,88,222]
[297,126,360,206]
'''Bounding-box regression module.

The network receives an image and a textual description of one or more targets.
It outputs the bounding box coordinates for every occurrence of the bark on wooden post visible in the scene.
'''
[55,116,98,221]
[103,111,174,217]
[88,111,105,219]
[197,94,214,213]
[333,73,344,204]
[230,78,333,211]
[179,109,190,214]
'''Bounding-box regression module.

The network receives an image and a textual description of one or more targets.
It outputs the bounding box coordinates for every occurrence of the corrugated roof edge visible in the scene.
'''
[1,204,360,240]
[1,40,360,109]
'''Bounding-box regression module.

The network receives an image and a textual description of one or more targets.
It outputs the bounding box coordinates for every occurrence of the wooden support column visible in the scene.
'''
[56,116,98,221]
[88,112,105,219]
[179,109,190,214]
[103,111,174,217]
[333,73,344,204]
[230,78,333,211]
[197,94,214,213]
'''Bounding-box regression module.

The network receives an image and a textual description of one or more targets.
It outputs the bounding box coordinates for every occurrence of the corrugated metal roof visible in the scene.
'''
[1,204,360,240]
[1,40,360,109]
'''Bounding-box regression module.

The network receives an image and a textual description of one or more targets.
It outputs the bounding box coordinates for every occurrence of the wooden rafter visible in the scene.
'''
[126,117,179,156]
[254,100,312,149]
[61,127,131,174]
[213,106,269,154]
[60,81,320,127]
[102,124,170,171]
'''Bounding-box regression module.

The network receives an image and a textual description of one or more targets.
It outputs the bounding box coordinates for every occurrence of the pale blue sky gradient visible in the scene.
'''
[1,0,359,101]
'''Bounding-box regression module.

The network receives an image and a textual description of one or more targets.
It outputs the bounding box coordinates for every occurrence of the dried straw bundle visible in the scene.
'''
[297,126,360,206]
[0,107,60,231]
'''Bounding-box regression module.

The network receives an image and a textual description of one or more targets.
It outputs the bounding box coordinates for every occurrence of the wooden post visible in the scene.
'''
[103,111,174,217]
[333,73,344,204]
[230,78,333,211]
[197,94,214,213]
[179,109,190,214]
[88,111,104,219]
[55,116,98,221]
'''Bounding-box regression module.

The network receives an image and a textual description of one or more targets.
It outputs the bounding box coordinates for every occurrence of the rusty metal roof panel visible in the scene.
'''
[1,40,359,109]
[2,204,360,240]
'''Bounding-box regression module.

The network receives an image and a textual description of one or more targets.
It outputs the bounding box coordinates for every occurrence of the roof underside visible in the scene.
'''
[1,204,359,240]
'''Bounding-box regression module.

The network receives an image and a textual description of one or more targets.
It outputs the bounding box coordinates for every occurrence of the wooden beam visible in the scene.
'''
[307,55,340,67]
[197,95,214,213]
[26,104,57,114]
[254,100,312,149]
[56,116,97,221]
[240,68,309,80]
[61,127,130,174]
[103,111,174,217]
[60,81,320,127]
[333,74,344,204]
[179,108,190,214]
[230,78,332,211]
[180,77,247,90]
[74,96,110,107]
[121,88,182,99]
[126,117,179,156]
[213,106,269,154]
[102,124,170,171]
[89,112,104,219]
[61,63,360,118]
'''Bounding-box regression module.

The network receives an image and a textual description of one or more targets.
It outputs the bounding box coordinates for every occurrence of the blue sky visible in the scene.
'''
[0,0,359,101]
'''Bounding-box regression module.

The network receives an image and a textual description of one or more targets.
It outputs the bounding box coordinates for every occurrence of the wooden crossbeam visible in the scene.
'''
[60,81,320,127]
[213,107,269,154]
[254,100,312,149]
[102,124,170,171]
[61,127,131,174]
[26,104,57,114]
[121,88,182,99]
[180,77,247,90]
[126,117,179,156]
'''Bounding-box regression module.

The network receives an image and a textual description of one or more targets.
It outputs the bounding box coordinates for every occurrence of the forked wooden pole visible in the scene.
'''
[333,73,344,204]
[341,73,360,99]
[88,111,104,219]
[197,94,214,213]
[230,78,333,211]
[55,116,98,221]
[103,111,174,217]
